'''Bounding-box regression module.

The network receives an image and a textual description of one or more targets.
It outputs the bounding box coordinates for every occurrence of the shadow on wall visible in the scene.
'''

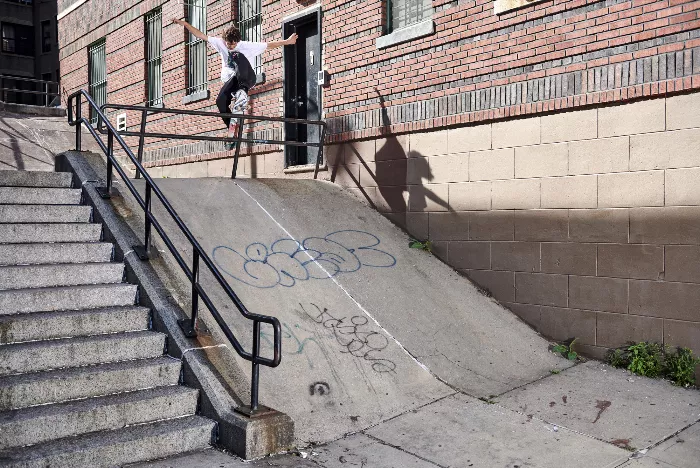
[330,88,450,222]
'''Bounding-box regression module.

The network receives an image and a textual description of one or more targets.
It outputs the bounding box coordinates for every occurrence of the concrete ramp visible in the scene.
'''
[145,177,569,445]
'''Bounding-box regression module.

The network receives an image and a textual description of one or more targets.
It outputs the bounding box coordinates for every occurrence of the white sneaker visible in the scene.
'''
[232,89,249,113]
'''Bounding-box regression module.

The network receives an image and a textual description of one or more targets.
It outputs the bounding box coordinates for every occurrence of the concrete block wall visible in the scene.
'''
[329,91,700,359]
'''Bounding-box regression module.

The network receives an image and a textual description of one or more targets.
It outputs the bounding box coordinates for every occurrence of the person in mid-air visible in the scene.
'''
[172,18,298,149]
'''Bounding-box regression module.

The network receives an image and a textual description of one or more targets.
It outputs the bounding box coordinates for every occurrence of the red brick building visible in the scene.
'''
[58,0,700,358]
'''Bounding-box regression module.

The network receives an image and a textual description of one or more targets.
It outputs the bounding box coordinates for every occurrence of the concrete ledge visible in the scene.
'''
[283,163,327,174]
[0,101,66,117]
[54,151,294,459]
[376,20,435,49]
[182,90,210,105]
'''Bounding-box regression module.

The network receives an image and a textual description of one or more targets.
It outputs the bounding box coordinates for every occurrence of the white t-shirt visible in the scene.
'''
[207,36,267,83]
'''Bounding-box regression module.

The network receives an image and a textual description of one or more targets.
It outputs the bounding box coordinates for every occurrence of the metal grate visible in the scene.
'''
[88,39,107,124]
[388,0,432,33]
[145,9,163,106]
[238,0,263,75]
[186,0,207,95]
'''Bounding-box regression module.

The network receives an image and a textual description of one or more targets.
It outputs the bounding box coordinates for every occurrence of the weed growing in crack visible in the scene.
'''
[606,342,700,388]
[408,239,432,252]
[552,338,578,361]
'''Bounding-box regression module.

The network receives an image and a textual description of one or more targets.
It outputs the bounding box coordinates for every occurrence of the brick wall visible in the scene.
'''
[327,92,700,358]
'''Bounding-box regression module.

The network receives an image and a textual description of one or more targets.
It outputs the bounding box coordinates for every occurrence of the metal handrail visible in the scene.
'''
[0,74,61,107]
[66,89,281,415]
[97,103,327,180]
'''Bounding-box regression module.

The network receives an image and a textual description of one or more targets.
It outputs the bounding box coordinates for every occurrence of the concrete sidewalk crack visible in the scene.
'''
[363,433,449,468]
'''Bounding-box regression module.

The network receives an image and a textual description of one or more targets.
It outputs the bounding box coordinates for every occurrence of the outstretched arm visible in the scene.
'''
[267,33,298,49]
[172,18,207,41]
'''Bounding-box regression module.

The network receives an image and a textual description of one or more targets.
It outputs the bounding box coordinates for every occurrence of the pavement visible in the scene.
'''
[130,362,699,467]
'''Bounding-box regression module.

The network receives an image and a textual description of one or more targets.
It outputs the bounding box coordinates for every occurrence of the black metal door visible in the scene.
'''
[284,13,321,167]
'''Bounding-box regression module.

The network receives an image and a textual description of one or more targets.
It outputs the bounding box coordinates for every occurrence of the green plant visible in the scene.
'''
[664,347,700,388]
[550,369,561,375]
[627,342,664,378]
[552,338,578,361]
[607,348,630,369]
[408,239,432,252]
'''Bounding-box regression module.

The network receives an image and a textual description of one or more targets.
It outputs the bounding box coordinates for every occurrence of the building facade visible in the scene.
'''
[1,0,60,105]
[58,0,700,358]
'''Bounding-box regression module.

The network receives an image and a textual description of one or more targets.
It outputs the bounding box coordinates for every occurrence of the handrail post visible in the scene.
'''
[250,321,261,411]
[133,183,152,261]
[96,130,114,199]
[136,109,148,179]
[231,116,244,179]
[314,124,327,180]
[178,250,200,338]
[75,94,82,151]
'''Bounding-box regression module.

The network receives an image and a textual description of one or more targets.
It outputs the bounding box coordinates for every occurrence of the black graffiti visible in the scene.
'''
[309,381,331,396]
[212,230,397,289]
[298,303,397,374]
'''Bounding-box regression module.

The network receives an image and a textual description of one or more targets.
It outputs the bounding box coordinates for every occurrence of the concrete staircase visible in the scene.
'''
[0,170,216,467]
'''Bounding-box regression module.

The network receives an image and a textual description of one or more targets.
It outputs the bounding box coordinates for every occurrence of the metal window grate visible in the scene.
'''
[186,0,207,95]
[145,9,163,106]
[88,39,107,124]
[239,0,262,75]
[388,0,432,33]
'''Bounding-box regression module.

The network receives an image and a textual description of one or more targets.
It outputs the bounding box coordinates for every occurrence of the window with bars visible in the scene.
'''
[186,0,207,96]
[387,0,432,33]
[238,0,262,75]
[145,9,163,106]
[88,39,107,124]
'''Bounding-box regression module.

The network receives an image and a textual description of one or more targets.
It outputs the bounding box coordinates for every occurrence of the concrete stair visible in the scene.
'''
[0,170,215,467]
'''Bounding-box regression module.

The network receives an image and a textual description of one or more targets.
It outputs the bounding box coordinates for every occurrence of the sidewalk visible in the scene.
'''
[132,361,700,468]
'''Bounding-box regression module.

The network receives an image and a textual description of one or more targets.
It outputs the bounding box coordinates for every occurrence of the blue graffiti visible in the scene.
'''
[213,230,397,288]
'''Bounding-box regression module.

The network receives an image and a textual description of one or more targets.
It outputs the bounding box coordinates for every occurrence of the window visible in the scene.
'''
[41,20,51,53]
[387,0,432,33]
[239,0,262,75]
[1,23,34,56]
[88,39,107,123]
[145,9,163,106]
[186,0,207,96]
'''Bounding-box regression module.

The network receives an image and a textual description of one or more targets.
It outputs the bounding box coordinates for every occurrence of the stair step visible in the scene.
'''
[0,357,182,410]
[0,223,101,244]
[0,170,72,188]
[0,263,124,289]
[0,386,199,450]
[0,283,137,315]
[0,187,82,205]
[0,306,150,344]
[0,415,214,468]
[0,331,166,376]
[0,204,92,223]
[0,242,113,266]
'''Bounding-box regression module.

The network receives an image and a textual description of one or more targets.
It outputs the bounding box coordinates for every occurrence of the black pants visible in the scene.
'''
[216,76,247,128]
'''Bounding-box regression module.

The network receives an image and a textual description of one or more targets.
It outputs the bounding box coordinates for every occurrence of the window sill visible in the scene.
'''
[182,90,209,105]
[375,19,435,49]
[283,163,327,174]
[146,102,164,109]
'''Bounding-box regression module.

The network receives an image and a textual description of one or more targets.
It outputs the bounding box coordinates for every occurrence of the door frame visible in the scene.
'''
[281,5,322,168]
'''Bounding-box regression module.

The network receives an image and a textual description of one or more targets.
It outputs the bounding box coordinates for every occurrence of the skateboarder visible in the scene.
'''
[172,18,298,149]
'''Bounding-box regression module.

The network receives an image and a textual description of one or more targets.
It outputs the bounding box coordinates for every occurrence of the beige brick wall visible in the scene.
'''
[329,92,700,359]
